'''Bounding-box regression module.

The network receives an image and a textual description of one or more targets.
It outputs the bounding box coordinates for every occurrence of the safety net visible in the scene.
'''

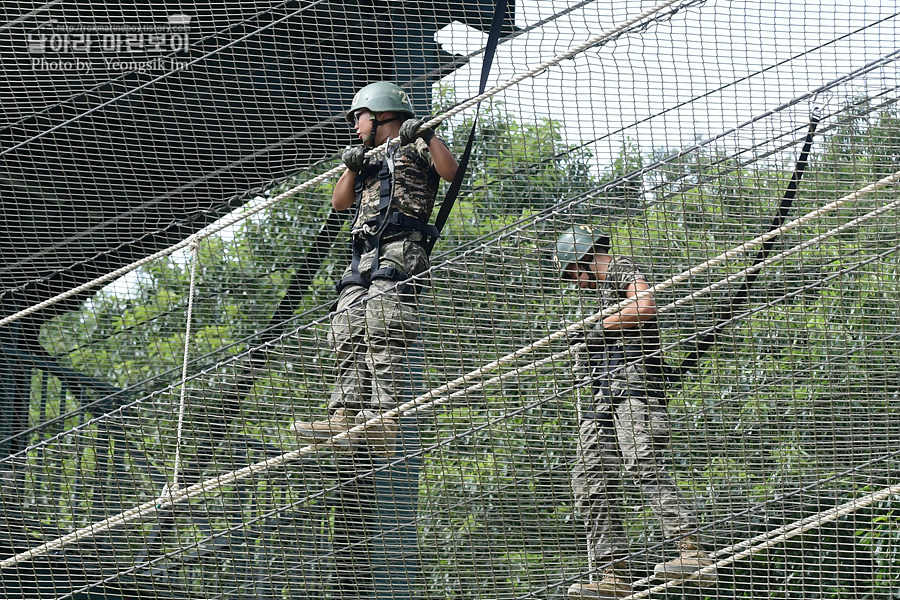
[1,1,899,599]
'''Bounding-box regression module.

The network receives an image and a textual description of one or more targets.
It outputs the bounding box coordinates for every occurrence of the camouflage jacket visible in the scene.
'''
[351,137,440,236]
[576,256,665,389]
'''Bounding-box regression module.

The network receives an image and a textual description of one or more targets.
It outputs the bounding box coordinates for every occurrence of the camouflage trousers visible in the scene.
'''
[327,237,427,414]
[572,372,697,563]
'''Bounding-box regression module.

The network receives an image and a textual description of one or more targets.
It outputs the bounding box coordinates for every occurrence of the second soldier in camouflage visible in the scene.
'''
[556,225,717,599]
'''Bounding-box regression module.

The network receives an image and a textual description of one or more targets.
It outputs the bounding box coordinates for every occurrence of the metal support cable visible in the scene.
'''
[0,0,334,156]
[2,166,896,571]
[5,17,894,295]
[7,146,899,467]
[424,49,900,273]
[0,1,62,33]
[47,361,900,599]
[0,0,598,282]
[0,0,702,329]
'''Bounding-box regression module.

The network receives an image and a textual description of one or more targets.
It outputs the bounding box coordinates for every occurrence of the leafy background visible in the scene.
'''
[8,91,900,599]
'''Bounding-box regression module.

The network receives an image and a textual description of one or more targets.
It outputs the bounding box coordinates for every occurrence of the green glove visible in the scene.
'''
[342,145,367,173]
[399,117,435,146]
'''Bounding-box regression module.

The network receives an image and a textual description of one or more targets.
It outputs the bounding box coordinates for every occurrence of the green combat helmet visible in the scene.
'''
[554,224,611,277]
[346,82,415,122]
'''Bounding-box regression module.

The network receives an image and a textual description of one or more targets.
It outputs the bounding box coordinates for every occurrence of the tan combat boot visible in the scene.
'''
[568,564,632,599]
[355,410,399,458]
[653,536,717,584]
[289,408,355,449]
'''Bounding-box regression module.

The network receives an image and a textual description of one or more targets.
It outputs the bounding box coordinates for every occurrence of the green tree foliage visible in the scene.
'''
[21,99,900,599]
[432,84,600,245]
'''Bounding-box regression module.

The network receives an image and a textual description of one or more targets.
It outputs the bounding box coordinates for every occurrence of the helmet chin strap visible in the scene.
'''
[364,113,403,147]
[578,265,597,283]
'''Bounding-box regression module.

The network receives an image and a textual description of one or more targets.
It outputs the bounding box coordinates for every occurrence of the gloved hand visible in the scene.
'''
[399,117,435,146]
[567,329,586,348]
[584,322,620,353]
[342,145,367,173]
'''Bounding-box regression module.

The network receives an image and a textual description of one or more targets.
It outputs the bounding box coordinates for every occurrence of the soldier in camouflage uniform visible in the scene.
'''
[290,82,458,458]
[556,225,716,599]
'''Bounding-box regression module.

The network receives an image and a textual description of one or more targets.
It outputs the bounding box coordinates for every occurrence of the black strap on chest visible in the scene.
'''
[336,153,439,294]
[424,0,508,255]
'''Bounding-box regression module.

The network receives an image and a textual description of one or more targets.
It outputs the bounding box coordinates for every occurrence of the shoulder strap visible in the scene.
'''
[349,160,383,232]
[667,112,821,385]
[425,0,509,255]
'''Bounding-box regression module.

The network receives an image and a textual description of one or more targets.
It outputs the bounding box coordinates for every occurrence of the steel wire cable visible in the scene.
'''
[2,164,896,572]
[3,14,893,301]
[0,102,892,462]
[0,0,714,327]
[3,4,898,596]
[44,336,900,599]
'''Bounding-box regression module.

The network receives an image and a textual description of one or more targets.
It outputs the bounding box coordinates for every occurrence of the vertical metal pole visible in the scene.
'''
[330,341,425,600]
[0,319,29,459]
[370,343,424,600]
[0,325,15,460]
[0,319,28,582]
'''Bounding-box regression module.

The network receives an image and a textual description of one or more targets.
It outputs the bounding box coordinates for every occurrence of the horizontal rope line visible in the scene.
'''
[3,165,895,571]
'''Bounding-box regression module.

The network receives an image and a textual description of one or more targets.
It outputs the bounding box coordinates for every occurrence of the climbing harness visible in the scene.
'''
[335,144,440,294]
[334,0,509,293]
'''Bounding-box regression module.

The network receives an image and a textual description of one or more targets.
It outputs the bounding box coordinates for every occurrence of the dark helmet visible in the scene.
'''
[346,82,415,123]
[554,225,610,277]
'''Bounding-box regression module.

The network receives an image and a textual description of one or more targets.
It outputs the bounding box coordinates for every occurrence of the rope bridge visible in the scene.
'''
[1,0,899,598]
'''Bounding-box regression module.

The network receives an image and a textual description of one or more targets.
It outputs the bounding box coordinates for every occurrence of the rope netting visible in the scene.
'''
[1,1,899,599]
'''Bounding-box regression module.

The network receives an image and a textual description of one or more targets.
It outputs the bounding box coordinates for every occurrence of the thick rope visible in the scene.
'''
[2,168,896,571]
[0,0,693,330]
[622,480,900,599]
[171,238,200,492]
[31,238,896,600]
